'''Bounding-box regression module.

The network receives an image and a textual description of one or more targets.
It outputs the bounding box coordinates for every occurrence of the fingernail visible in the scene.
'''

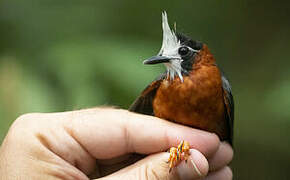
[177,149,208,180]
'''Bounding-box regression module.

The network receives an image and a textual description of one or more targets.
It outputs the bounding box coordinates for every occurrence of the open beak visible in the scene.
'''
[143,56,171,65]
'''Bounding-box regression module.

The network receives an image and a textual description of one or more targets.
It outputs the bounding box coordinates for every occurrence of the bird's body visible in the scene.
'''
[153,45,229,141]
[130,43,233,143]
[129,12,234,168]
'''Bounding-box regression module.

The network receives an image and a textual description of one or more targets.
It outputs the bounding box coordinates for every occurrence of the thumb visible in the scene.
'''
[98,149,209,180]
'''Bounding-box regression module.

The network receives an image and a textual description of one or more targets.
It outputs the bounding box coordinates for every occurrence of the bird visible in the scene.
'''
[129,12,234,170]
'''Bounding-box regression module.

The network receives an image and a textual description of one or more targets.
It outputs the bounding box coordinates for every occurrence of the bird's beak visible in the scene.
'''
[143,56,171,65]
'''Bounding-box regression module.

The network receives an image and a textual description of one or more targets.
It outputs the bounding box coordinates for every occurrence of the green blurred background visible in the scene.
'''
[0,0,289,179]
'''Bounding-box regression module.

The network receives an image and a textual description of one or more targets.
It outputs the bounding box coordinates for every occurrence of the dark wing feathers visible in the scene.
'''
[129,73,166,115]
[221,75,234,145]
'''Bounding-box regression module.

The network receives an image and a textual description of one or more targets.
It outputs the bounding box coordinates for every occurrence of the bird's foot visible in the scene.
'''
[168,140,190,172]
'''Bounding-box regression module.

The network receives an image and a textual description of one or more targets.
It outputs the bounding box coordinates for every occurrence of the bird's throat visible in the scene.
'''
[165,61,183,82]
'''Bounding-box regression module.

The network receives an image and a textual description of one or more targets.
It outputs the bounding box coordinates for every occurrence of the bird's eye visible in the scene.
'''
[178,46,189,56]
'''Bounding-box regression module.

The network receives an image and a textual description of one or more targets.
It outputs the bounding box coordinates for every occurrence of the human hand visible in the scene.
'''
[0,108,233,179]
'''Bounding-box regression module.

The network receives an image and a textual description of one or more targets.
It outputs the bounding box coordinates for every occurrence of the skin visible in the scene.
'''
[0,108,233,180]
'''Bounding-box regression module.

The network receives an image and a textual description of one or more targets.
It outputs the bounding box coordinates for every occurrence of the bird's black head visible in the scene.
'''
[176,33,203,72]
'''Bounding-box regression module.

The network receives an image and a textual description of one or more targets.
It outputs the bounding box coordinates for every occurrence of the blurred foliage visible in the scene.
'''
[0,0,289,179]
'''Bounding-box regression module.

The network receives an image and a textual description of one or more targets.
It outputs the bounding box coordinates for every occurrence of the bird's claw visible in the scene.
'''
[167,140,190,172]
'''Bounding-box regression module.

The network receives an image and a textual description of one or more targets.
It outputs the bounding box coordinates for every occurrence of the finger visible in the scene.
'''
[176,149,208,179]
[204,166,232,180]
[97,149,208,180]
[65,108,220,159]
[95,153,145,177]
[208,142,233,171]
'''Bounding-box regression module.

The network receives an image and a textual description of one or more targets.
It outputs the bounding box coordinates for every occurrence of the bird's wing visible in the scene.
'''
[129,73,166,115]
[221,75,234,146]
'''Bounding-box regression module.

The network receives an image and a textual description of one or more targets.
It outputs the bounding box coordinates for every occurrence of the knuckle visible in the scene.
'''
[2,113,38,146]
[9,113,39,135]
[14,113,37,125]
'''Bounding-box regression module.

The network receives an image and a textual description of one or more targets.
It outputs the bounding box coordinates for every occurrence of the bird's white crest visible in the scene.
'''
[159,12,181,56]
[159,11,183,82]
